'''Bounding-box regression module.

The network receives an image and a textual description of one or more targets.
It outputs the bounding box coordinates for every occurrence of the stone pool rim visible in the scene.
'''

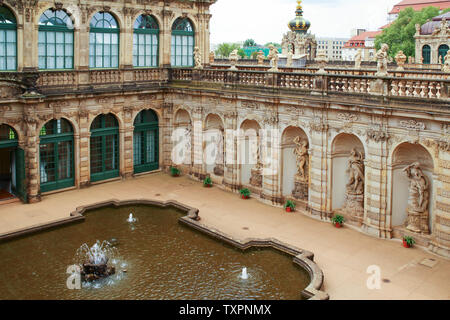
[0,198,329,300]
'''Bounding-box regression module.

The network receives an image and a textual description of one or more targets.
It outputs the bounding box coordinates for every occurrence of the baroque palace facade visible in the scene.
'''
[0,0,450,259]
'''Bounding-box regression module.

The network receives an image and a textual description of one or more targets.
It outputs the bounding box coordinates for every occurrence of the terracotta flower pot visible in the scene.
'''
[286,207,292,212]
[242,195,249,199]
[403,240,411,248]
[335,222,342,228]
[204,184,212,188]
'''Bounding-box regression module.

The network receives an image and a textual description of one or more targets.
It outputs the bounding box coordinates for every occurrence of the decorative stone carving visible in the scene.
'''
[366,128,390,143]
[337,113,358,123]
[213,132,224,176]
[443,51,450,73]
[403,162,430,234]
[267,45,279,72]
[292,137,309,201]
[194,47,203,70]
[209,51,215,64]
[431,18,449,36]
[375,43,389,77]
[249,143,262,188]
[229,49,239,71]
[395,50,407,71]
[257,51,265,66]
[286,50,293,68]
[354,49,362,69]
[315,50,328,74]
[399,119,425,131]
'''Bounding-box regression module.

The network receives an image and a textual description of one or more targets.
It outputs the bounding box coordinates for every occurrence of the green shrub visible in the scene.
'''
[331,214,345,225]
[403,236,416,247]
[284,200,296,209]
[170,166,180,177]
[203,176,212,186]
[239,188,251,198]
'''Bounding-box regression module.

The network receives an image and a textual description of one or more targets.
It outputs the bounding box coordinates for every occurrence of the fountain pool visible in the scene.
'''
[0,204,312,300]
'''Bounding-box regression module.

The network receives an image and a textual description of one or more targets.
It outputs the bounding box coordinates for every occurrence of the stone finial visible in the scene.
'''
[229,49,239,70]
[395,50,407,71]
[354,49,362,69]
[209,51,215,65]
[257,50,265,66]
[315,50,328,74]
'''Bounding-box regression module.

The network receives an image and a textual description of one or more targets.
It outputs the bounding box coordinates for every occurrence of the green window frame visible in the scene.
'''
[39,119,75,193]
[422,45,431,65]
[89,12,119,69]
[0,6,17,71]
[133,15,159,68]
[0,124,18,148]
[38,9,74,70]
[133,110,159,174]
[438,44,449,65]
[171,18,194,67]
[90,114,120,182]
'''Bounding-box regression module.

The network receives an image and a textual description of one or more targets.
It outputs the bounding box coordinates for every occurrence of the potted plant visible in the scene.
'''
[331,215,345,228]
[239,188,251,199]
[403,236,415,248]
[170,166,180,177]
[203,176,213,188]
[284,200,296,212]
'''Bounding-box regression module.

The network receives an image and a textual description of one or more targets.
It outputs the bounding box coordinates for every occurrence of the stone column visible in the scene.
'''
[223,111,239,191]
[22,7,38,71]
[122,107,134,179]
[23,106,39,202]
[161,9,174,67]
[78,107,90,188]
[191,106,205,180]
[261,117,282,205]
[362,131,390,238]
[308,118,330,219]
[120,9,134,69]
[161,102,174,171]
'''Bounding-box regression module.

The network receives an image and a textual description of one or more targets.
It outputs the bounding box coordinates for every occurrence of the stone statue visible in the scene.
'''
[403,162,430,234]
[376,43,389,76]
[432,18,449,36]
[415,23,421,36]
[346,148,364,195]
[354,49,362,69]
[293,136,308,181]
[395,50,407,71]
[257,50,265,66]
[315,50,328,74]
[282,34,289,55]
[443,51,450,73]
[209,51,215,65]
[286,49,293,67]
[267,45,279,72]
[194,47,203,69]
[249,140,263,188]
[229,49,239,70]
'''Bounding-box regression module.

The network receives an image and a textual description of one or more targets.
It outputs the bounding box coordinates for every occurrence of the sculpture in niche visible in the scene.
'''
[194,47,202,69]
[403,162,430,234]
[376,43,389,77]
[213,131,224,176]
[249,140,263,188]
[341,148,365,222]
[354,49,362,69]
[346,148,365,195]
[292,136,309,201]
[443,51,450,73]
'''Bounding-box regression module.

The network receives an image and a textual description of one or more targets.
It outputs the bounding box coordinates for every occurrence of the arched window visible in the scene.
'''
[90,114,119,182]
[133,15,159,68]
[39,119,74,192]
[422,45,431,64]
[0,124,17,147]
[438,44,449,64]
[38,9,74,70]
[171,18,194,67]
[89,12,119,69]
[134,109,159,174]
[0,6,17,71]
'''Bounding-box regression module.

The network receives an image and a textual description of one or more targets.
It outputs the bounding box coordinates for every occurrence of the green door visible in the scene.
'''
[422,45,431,64]
[39,119,75,193]
[133,110,159,174]
[15,147,27,203]
[90,114,120,182]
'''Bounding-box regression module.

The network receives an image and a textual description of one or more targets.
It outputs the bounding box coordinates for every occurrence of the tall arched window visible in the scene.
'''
[438,44,449,64]
[422,45,431,64]
[134,109,159,174]
[171,18,194,67]
[133,15,159,68]
[39,119,74,192]
[38,9,74,70]
[90,114,119,182]
[0,6,17,71]
[89,12,119,69]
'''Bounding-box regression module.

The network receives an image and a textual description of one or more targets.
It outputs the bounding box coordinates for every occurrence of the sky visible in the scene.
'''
[210,0,399,44]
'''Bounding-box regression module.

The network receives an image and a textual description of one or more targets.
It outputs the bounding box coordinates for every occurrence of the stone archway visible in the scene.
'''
[331,133,366,225]
[239,119,261,189]
[172,109,192,171]
[203,114,224,180]
[391,143,434,235]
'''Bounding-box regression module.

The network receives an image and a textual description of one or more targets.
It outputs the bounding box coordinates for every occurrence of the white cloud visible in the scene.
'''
[210,0,399,44]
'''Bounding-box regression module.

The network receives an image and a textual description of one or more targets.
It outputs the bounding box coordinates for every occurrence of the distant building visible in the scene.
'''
[316,38,348,60]
[342,31,382,61]
[388,0,450,22]
[414,12,450,64]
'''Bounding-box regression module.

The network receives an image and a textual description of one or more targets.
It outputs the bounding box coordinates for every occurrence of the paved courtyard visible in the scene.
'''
[0,172,449,300]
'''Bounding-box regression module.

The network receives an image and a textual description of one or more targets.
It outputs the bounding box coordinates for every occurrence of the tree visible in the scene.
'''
[237,48,246,58]
[375,6,450,58]
[243,39,257,47]
[264,42,281,48]
[215,43,241,58]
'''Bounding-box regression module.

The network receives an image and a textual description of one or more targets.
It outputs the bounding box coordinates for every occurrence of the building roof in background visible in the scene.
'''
[343,31,382,48]
[389,0,450,14]
[420,11,450,34]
